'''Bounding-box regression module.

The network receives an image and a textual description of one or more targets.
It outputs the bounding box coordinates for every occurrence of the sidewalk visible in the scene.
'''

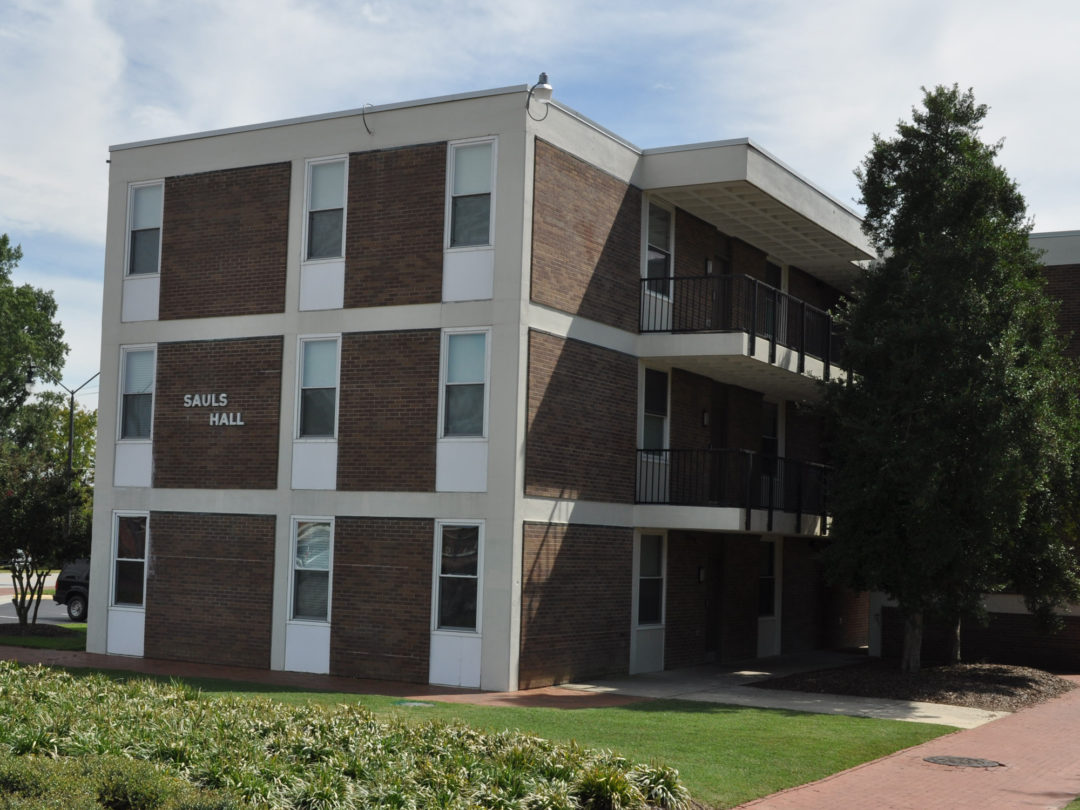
[739,674,1080,809]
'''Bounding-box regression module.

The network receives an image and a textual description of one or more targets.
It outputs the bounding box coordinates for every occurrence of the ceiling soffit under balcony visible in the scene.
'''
[640,141,874,290]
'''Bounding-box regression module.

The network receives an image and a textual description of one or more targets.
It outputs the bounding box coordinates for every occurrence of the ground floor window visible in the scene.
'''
[112,513,148,606]
[435,523,481,631]
[292,519,332,621]
[638,534,664,625]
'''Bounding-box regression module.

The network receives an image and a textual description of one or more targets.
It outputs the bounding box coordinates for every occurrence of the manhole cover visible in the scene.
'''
[924,756,1004,768]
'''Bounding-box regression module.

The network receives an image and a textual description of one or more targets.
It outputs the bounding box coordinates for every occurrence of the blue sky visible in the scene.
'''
[3,0,1080,410]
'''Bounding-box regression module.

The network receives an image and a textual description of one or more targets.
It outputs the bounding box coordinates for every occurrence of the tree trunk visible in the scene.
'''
[901,611,923,673]
[949,616,961,665]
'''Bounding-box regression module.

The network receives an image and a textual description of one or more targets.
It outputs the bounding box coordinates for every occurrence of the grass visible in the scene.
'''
[59,669,952,808]
[0,622,85,650]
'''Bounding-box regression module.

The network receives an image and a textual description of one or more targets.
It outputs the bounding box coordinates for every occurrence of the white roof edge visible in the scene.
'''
[644,137,863,222]
[544,100,643,154]
[1031,230,1080,239]
[109,84,529,152]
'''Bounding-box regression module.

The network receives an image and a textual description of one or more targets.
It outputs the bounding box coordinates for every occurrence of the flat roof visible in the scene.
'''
[1031,231,1080,266]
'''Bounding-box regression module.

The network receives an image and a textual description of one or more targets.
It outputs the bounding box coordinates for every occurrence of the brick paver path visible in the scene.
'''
[740,675,1080,809]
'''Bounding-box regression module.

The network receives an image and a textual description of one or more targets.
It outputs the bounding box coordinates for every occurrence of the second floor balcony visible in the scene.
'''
[639,275,842,395]
[637,447,830,535]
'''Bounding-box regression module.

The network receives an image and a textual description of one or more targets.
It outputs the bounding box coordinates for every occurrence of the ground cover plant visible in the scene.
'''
[54,669,952,808]
[0,662,692,809]
[0,622,85,650]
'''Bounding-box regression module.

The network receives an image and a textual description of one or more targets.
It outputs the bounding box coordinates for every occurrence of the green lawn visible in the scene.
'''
[64,671,952,808]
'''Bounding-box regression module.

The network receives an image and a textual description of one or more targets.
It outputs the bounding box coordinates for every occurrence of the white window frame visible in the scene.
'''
[117,344,156,442]
[295,334,341,441]
[643,198,674,299]
[431,519,484,635]
[437,327,491,440]
[125,180,164,277]
[288,516,334,625]
[639,365,669,457]
[111,511,150,609]
[444,137,497,251]
[633,531,666,629]
[302,156,348,264]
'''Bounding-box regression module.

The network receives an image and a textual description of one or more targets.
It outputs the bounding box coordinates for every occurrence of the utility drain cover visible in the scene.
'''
[924,756,1004,768]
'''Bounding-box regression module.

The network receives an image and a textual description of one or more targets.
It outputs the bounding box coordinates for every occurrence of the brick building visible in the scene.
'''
[91,81,1074,690]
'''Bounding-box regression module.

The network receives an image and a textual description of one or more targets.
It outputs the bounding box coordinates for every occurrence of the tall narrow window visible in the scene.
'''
[442,332,487,437]
[638,534,664,625]
[306,160,346,260]
[758,540,776,617]
[643,369,668,451]
[449,142,493,247]
[292,520,331,621]
[128,183,163,275]
[436,524,480,631]
[646,203,671,295]
[298,338,338,438]
[120,348,155,439]
[113,514,147,606]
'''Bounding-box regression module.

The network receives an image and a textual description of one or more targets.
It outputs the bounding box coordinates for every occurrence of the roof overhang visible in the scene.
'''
[638,140,873,289]
[1030,231,1080,266]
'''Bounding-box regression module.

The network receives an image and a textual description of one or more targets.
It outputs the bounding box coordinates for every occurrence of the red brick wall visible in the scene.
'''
[345,144,445,308]
[824,588,869,649]
[337,330,439,491]
[731,239,767,281]
[722,535,760,660]
[781,539,824,653]
[153,337,283,489]
[664,531,715,669]
[723,384,764,453]
[670,369,713,450]
[144,511,274,668]
[160,163,290,319]
[673,209,729,278]
[785,401,826,464]
[882,606,1080,670]
[330,517,433,682]
[526,330,636,502]
[531,140,642,333]
[787,266,842,312]
[520,522,632,688]
[1044,264,1080,359]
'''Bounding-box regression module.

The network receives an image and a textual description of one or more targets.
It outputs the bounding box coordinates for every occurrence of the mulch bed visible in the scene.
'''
[753,660,1076,712]
[0,623,78,638]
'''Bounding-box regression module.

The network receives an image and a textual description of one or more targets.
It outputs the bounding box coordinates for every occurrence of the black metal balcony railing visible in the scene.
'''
[636,448,830,533]
[640,275,841,377]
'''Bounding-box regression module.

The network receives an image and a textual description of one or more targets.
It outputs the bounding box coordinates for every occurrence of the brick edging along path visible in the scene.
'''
[739,674,1080,810]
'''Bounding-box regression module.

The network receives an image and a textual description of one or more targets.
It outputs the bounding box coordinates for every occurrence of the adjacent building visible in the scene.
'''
[93,81,1073,690]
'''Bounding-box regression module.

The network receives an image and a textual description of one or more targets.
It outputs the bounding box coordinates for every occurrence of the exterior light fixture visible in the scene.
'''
[526,72,553,121]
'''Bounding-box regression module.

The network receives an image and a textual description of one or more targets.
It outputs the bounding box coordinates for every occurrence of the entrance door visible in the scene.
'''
[756,538,781,656]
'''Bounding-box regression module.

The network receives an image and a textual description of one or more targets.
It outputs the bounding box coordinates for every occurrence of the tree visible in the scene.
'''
[823,85,1080,673]
[0,234,67,429]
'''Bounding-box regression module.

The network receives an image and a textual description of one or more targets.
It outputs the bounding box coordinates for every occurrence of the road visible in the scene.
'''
[0,596,71,624]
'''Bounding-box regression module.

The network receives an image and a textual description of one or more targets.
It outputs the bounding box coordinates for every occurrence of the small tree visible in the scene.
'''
[824,85,1080,673]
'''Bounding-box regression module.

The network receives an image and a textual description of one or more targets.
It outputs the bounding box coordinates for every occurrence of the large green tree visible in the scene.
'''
[0,234,67,428]
[824,86,1080,673]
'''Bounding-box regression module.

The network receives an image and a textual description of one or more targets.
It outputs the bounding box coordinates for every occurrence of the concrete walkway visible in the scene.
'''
[564,652,1005,728]
[739,674,1080,809]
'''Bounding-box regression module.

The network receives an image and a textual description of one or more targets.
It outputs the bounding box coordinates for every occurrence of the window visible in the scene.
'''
[305,159,346,260]
[646,203,672,295]
[120,347,155,440]
[128,182,163,275]
[643,369,668,451]
[298,338,338,438]
[436,523,481,631]
[758,540,776,617]
[442,331,488,437]
[638,534,664,625]
[113,514,147,606]
[291,519,332,621]
[448,141,493,247]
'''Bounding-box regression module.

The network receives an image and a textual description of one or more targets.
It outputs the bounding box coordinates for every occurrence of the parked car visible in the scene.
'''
[53,559,89,621]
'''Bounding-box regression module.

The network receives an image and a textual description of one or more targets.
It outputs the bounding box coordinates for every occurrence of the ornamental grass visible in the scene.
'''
[0,662,689,809]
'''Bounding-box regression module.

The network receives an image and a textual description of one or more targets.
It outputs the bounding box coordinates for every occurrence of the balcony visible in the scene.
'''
[636,448,829,534]
[640,275,840,380]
